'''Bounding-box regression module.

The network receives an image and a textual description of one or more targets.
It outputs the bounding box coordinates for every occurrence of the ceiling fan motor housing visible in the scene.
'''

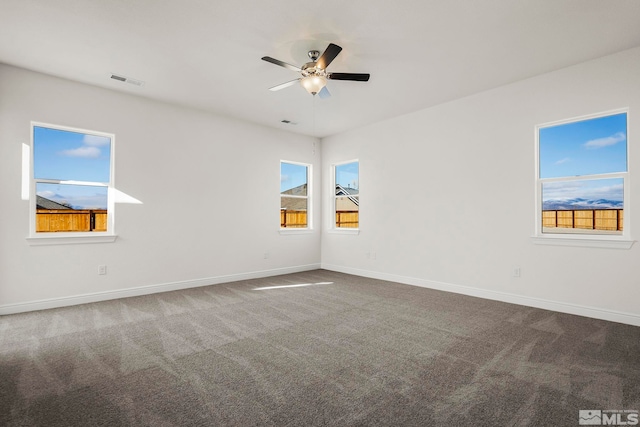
[301,62,327,78]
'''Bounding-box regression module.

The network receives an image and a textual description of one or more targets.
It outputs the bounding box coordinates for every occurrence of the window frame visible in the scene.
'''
[279,160,312,234]
[331,159,360,234]
[532,109,633,249]
[27,121,117,245]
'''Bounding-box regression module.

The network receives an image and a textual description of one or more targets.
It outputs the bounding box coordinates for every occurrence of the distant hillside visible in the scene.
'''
[543,198,623,211]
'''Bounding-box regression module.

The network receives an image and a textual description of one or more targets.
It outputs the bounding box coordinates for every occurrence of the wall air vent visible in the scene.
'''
[126,78,144,86]
[110,74,145,86]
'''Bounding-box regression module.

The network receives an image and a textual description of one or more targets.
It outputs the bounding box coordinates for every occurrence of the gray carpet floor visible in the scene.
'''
[1,269,639,426]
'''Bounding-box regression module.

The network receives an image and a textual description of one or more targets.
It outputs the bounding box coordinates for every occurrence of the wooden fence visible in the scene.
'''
[336,210,359,228]
[36,209,107,232]
[542,209,623,231]
[280,210,307,228]
[279,210,359,228]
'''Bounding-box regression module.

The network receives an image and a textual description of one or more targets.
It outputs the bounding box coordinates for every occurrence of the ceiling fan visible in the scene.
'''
[261,43,370,98]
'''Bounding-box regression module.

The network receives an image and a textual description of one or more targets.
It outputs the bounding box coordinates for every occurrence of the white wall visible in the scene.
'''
[0,64,321,312]
[321,47,640,325]
[3,47,640,324]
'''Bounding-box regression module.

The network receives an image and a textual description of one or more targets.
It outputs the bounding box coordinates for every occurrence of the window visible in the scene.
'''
[29,122,115,243]
[535,111,630,246]
[280,161,310,229]
[334,160,359,229]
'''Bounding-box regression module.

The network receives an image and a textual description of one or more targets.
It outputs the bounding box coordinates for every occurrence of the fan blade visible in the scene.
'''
[316,43,342,70]
[318,86,331,99]
[329,73,370,82]
[261,56,301,72]
[269,79,300,91]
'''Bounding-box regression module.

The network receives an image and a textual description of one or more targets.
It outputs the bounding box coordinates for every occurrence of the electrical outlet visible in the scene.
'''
[264,252,270,259]
[512,267,521,278]
[98,265,107,275]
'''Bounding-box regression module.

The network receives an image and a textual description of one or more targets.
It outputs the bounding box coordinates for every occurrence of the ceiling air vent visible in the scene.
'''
[110,74,144,86]
[281,120,297,125]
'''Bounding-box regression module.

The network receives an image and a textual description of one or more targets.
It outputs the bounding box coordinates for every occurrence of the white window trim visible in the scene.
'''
[331,159,360,234]
[279,160,312,233]
[326,228,360,235]
[532,109,633,249]
[279,228,314,235]
[27,122,117,246]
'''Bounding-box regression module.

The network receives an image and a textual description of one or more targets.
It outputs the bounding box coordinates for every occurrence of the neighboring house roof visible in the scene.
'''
[36,195,72,210]
[281,183,308,211]
[280,183,359,210]
[281,198,307,211]
[336,185,359,206]
[281,183,307,197]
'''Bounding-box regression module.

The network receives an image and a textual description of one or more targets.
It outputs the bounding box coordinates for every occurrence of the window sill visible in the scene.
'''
[327,228,360,235]
[279,228,314,235]
[531,235,634,249]
[27,234,118,246]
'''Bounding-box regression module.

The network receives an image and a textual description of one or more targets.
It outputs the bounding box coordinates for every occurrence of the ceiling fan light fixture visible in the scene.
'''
[301,75,327,96]
[262,43,369,98]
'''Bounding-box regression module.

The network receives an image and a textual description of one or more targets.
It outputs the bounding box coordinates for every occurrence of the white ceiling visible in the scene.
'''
[2,0,640,138]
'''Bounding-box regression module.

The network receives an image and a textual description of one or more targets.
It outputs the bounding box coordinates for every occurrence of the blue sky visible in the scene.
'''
[280,162,307,193]
[280,162,359,194]
[34,126,111,209]
[539,113,627,179]
[34,126,111,181]
[336,162,359,189]
[539,113,626,202]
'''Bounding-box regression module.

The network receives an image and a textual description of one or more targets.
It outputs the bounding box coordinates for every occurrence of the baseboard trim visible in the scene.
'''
[0,264,321,315]
[321,263,640,327]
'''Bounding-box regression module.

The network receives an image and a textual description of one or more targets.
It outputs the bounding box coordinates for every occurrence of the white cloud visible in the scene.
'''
[60,146,101,158]
[36,190,56,198]
[70,195,107,209]
[543,180,623,201]
[555,158,570,165]
[591,183,623,198]
[281,174,290,183]
[58,134,109,158]
[83,134,110,147]
[38,193,107,209]
[583,132,626,149]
